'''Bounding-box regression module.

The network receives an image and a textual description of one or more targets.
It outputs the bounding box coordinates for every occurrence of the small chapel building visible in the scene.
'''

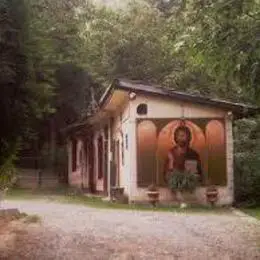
[65,79,258,205]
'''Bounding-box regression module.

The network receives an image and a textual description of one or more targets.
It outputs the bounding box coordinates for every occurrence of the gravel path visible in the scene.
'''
[1,200,260,260]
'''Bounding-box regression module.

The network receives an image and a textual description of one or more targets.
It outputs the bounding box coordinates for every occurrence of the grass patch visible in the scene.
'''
[6,187,69,200]
[6,188,232,214]
[19,212,28,218]
[23,214,41,224]
[16,212,41,223]
[240,208,260,220]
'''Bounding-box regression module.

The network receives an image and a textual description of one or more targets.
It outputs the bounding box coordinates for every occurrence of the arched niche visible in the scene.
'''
[156,120,207,185]
[206,120,226,185]
[137,120,157,186]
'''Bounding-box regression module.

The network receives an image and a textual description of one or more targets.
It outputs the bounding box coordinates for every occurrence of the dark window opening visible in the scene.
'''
[98,136,103,179]
[137,103,147,115]
[72,139,77,172]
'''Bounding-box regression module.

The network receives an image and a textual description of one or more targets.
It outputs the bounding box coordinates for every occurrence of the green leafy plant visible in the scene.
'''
[167,170,199,193]
[23,214,41,223]
[234,118,260,207]
[0,154,16,190]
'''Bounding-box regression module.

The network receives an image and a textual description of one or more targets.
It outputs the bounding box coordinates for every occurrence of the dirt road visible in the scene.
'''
[1,200,259,259]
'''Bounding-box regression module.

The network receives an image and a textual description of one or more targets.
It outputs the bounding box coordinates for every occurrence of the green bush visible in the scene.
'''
[234,118,260,207]
[167,170,199,193]
[0,153,16,190]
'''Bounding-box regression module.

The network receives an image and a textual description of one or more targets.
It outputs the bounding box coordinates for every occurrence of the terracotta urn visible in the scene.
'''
[206,186,218,206]
[146,184,159,207]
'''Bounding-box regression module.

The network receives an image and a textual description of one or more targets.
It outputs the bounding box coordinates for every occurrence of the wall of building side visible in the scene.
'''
[127,94,234,205]
[89,101,131,194]
[120,102,131,195]
[67,102,132,195]
[109,102,131,196]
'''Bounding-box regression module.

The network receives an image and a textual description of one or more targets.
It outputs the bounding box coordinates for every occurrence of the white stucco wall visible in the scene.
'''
[130,95,226,119]
[67,101,132,195]
[90,101,131,194]
[126,94,234,205]
[110,102,131,195]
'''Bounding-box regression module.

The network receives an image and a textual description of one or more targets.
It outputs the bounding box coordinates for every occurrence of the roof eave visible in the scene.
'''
[114,79,259,119]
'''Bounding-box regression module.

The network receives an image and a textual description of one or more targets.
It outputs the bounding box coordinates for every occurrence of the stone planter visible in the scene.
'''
[146,191,160,207]
[110,187,125,202]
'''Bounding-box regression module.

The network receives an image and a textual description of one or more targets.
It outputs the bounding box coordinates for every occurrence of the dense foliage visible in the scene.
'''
[234,118,260,206]
[0,0,32,176]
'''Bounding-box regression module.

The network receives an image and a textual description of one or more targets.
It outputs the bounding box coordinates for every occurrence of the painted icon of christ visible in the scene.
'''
[164,125,202,182]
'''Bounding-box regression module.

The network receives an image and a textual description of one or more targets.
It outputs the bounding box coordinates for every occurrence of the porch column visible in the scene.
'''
[107,119,112,197]
[225,112,234,204]
[128,119,137,203]
[67,139,72,185]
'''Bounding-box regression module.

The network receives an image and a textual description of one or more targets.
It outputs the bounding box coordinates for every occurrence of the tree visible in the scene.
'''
[76,1,179,85]
[234,117,260,206]
[164,0,260,103]
[0,0,29,167]
[0,0,55,180]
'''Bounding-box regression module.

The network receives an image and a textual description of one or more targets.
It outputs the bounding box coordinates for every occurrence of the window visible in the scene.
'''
[137,103,147,115]
[72,139,77,172]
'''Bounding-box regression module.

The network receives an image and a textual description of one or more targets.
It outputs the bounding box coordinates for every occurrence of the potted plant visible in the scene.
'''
[167,170,199,208]
[146,183,159,207]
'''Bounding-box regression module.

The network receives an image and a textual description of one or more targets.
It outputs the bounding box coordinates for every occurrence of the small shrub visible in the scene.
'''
[0,153,16,190]
[23,214,41,223]
[234,118,260,207]
[19,212,28,218]
[167,170,199,193]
